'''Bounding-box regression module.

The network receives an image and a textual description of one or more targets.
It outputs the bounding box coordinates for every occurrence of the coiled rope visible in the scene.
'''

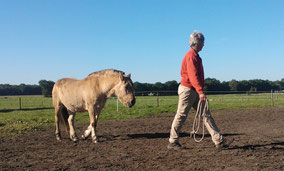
[190,99,209,142]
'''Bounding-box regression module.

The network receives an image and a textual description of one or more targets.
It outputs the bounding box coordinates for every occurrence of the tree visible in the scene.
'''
[204,78,222,91]
[39,80,55,97]
[229,80,239,91]
[153,82,165,91]
[164,80,179,91]
[133,82,153,92]
[221,81,230,91]
[279,78,284,90]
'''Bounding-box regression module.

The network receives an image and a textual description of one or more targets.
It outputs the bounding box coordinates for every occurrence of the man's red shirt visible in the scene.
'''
[180,48,204,94]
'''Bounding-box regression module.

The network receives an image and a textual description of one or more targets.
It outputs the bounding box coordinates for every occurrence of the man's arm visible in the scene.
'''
[187,56,206,101]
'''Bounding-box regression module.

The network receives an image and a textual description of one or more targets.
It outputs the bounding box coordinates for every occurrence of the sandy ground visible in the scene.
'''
[1,107,284,170]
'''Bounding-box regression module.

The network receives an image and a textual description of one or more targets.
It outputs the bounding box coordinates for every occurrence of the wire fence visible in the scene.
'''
[134,90,283,106]
[0,91,283,111]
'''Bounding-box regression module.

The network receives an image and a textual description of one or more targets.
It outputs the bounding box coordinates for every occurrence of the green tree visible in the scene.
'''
[279,78,284,90]
[39,80,55,97]
[229,80,239,91]
[153,82,165,91]
[164,80,178,91]
[204,78,222,91]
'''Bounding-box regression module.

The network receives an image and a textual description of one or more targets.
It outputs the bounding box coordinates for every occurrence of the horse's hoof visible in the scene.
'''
[92,139,98,144]
[81,135,85,140]
[56,135,62,141]
[72,137,78,142]
[81,134,87,140]
[70,135,78,142]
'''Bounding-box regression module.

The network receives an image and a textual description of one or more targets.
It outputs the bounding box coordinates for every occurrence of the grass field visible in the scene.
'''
[1,93,284,137]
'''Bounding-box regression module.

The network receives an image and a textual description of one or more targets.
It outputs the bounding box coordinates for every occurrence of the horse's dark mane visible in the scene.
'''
[88,69,125,77]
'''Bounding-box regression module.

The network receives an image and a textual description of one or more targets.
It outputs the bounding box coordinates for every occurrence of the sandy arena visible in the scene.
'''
[1,107,284,170]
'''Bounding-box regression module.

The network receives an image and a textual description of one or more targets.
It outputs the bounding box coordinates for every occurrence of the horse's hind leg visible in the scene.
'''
[54,105,62,141]
[55,107,62,141]
[67,110,78,142]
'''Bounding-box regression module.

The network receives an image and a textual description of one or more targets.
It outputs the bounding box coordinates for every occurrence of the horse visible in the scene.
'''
[52,69,136,143]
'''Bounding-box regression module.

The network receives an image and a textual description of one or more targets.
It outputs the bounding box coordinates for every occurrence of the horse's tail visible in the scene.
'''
[52,83,69,133]
[59,106,70,133]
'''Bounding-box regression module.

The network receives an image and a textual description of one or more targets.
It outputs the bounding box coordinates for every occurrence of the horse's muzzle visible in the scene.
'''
[129,98,136,108]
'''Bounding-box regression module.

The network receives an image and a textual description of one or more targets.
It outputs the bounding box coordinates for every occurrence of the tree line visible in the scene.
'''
[0,78,283,97]
[0,80,54,97]
[133,78,284,93]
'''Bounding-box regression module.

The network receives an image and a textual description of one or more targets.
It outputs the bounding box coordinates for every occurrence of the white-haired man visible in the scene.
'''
[168,31,231,150]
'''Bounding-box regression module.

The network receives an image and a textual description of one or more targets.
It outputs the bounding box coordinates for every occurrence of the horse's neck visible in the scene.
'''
[98,75,120,97]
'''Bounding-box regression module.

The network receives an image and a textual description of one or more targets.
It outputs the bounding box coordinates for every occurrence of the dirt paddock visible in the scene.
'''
[1,107,284,170]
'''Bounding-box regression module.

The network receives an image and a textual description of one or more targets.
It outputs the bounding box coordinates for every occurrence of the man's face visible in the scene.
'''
[197,41,204,52]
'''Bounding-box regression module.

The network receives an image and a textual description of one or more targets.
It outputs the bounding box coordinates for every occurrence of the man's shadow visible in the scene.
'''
[126,132,284,151]
[228,141,284,151]
[126,132,240,139]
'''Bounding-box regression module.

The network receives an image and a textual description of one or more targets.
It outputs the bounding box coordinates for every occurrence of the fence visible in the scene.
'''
[134,90,282,107]
[0,96,53,111]
[0,91,283,111]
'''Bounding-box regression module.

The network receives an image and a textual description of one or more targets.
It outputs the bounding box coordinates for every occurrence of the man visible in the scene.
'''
[168,31,231,150]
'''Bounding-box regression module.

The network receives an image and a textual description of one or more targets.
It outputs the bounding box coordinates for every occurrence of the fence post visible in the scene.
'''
[157,91,159,107]
[117,97,119,112]
[271,90,274,107]
[19,97,22,110]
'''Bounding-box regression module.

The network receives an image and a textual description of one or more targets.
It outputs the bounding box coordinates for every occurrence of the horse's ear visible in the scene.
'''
[127,73,131,78]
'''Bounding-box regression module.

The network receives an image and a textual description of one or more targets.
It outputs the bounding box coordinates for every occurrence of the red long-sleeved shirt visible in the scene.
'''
[180,48,204,94]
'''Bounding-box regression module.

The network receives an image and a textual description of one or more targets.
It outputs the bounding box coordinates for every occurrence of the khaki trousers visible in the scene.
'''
[169,85,223,145]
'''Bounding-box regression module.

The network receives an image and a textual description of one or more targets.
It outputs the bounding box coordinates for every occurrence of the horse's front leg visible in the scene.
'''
[67,111,78,142]
[92,111,101,143]
[86,105,102,143]
[81,124,92,140]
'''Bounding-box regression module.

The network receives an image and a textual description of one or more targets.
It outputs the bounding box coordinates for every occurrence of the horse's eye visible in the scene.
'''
[125,84,132,91]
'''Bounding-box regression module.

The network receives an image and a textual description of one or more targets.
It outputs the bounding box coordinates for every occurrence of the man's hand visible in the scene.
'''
[199,93,206,101]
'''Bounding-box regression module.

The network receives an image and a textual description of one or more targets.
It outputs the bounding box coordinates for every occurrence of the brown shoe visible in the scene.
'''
[167,142,182,150]
[216,138,234,150]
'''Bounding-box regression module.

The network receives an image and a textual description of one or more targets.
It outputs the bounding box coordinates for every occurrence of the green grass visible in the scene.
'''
[1,93,284,137]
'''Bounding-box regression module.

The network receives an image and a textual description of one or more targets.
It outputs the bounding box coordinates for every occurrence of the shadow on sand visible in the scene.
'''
[229,141,284,151]
[126,132,240,139]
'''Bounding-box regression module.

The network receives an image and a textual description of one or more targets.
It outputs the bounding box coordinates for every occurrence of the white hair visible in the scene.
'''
[189,31,205,47]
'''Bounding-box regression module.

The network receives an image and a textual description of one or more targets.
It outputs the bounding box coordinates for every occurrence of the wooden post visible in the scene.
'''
[157,92,159,107]
[19,97,22,110]
[271,90,274,107]
[117,97,119,112]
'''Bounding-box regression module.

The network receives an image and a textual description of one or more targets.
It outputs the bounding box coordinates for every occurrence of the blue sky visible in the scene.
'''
[0,0,283,85]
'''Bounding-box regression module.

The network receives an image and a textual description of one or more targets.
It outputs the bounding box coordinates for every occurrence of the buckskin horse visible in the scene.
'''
[52,69,136,143]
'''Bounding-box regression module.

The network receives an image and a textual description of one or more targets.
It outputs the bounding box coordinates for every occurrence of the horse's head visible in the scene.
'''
[115,73,136,108]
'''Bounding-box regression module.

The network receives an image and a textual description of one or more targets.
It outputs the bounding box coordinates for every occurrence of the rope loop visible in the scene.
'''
[190,99,209,142]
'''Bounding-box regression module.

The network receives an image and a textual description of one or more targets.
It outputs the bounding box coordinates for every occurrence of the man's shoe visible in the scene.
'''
[216,138,234,150]
[167,142,182,150]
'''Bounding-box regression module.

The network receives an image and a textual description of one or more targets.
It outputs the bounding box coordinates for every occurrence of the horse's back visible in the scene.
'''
[52,78,90,112]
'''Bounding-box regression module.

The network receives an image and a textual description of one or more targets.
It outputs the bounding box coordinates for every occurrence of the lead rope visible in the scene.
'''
[190,99,209,142]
